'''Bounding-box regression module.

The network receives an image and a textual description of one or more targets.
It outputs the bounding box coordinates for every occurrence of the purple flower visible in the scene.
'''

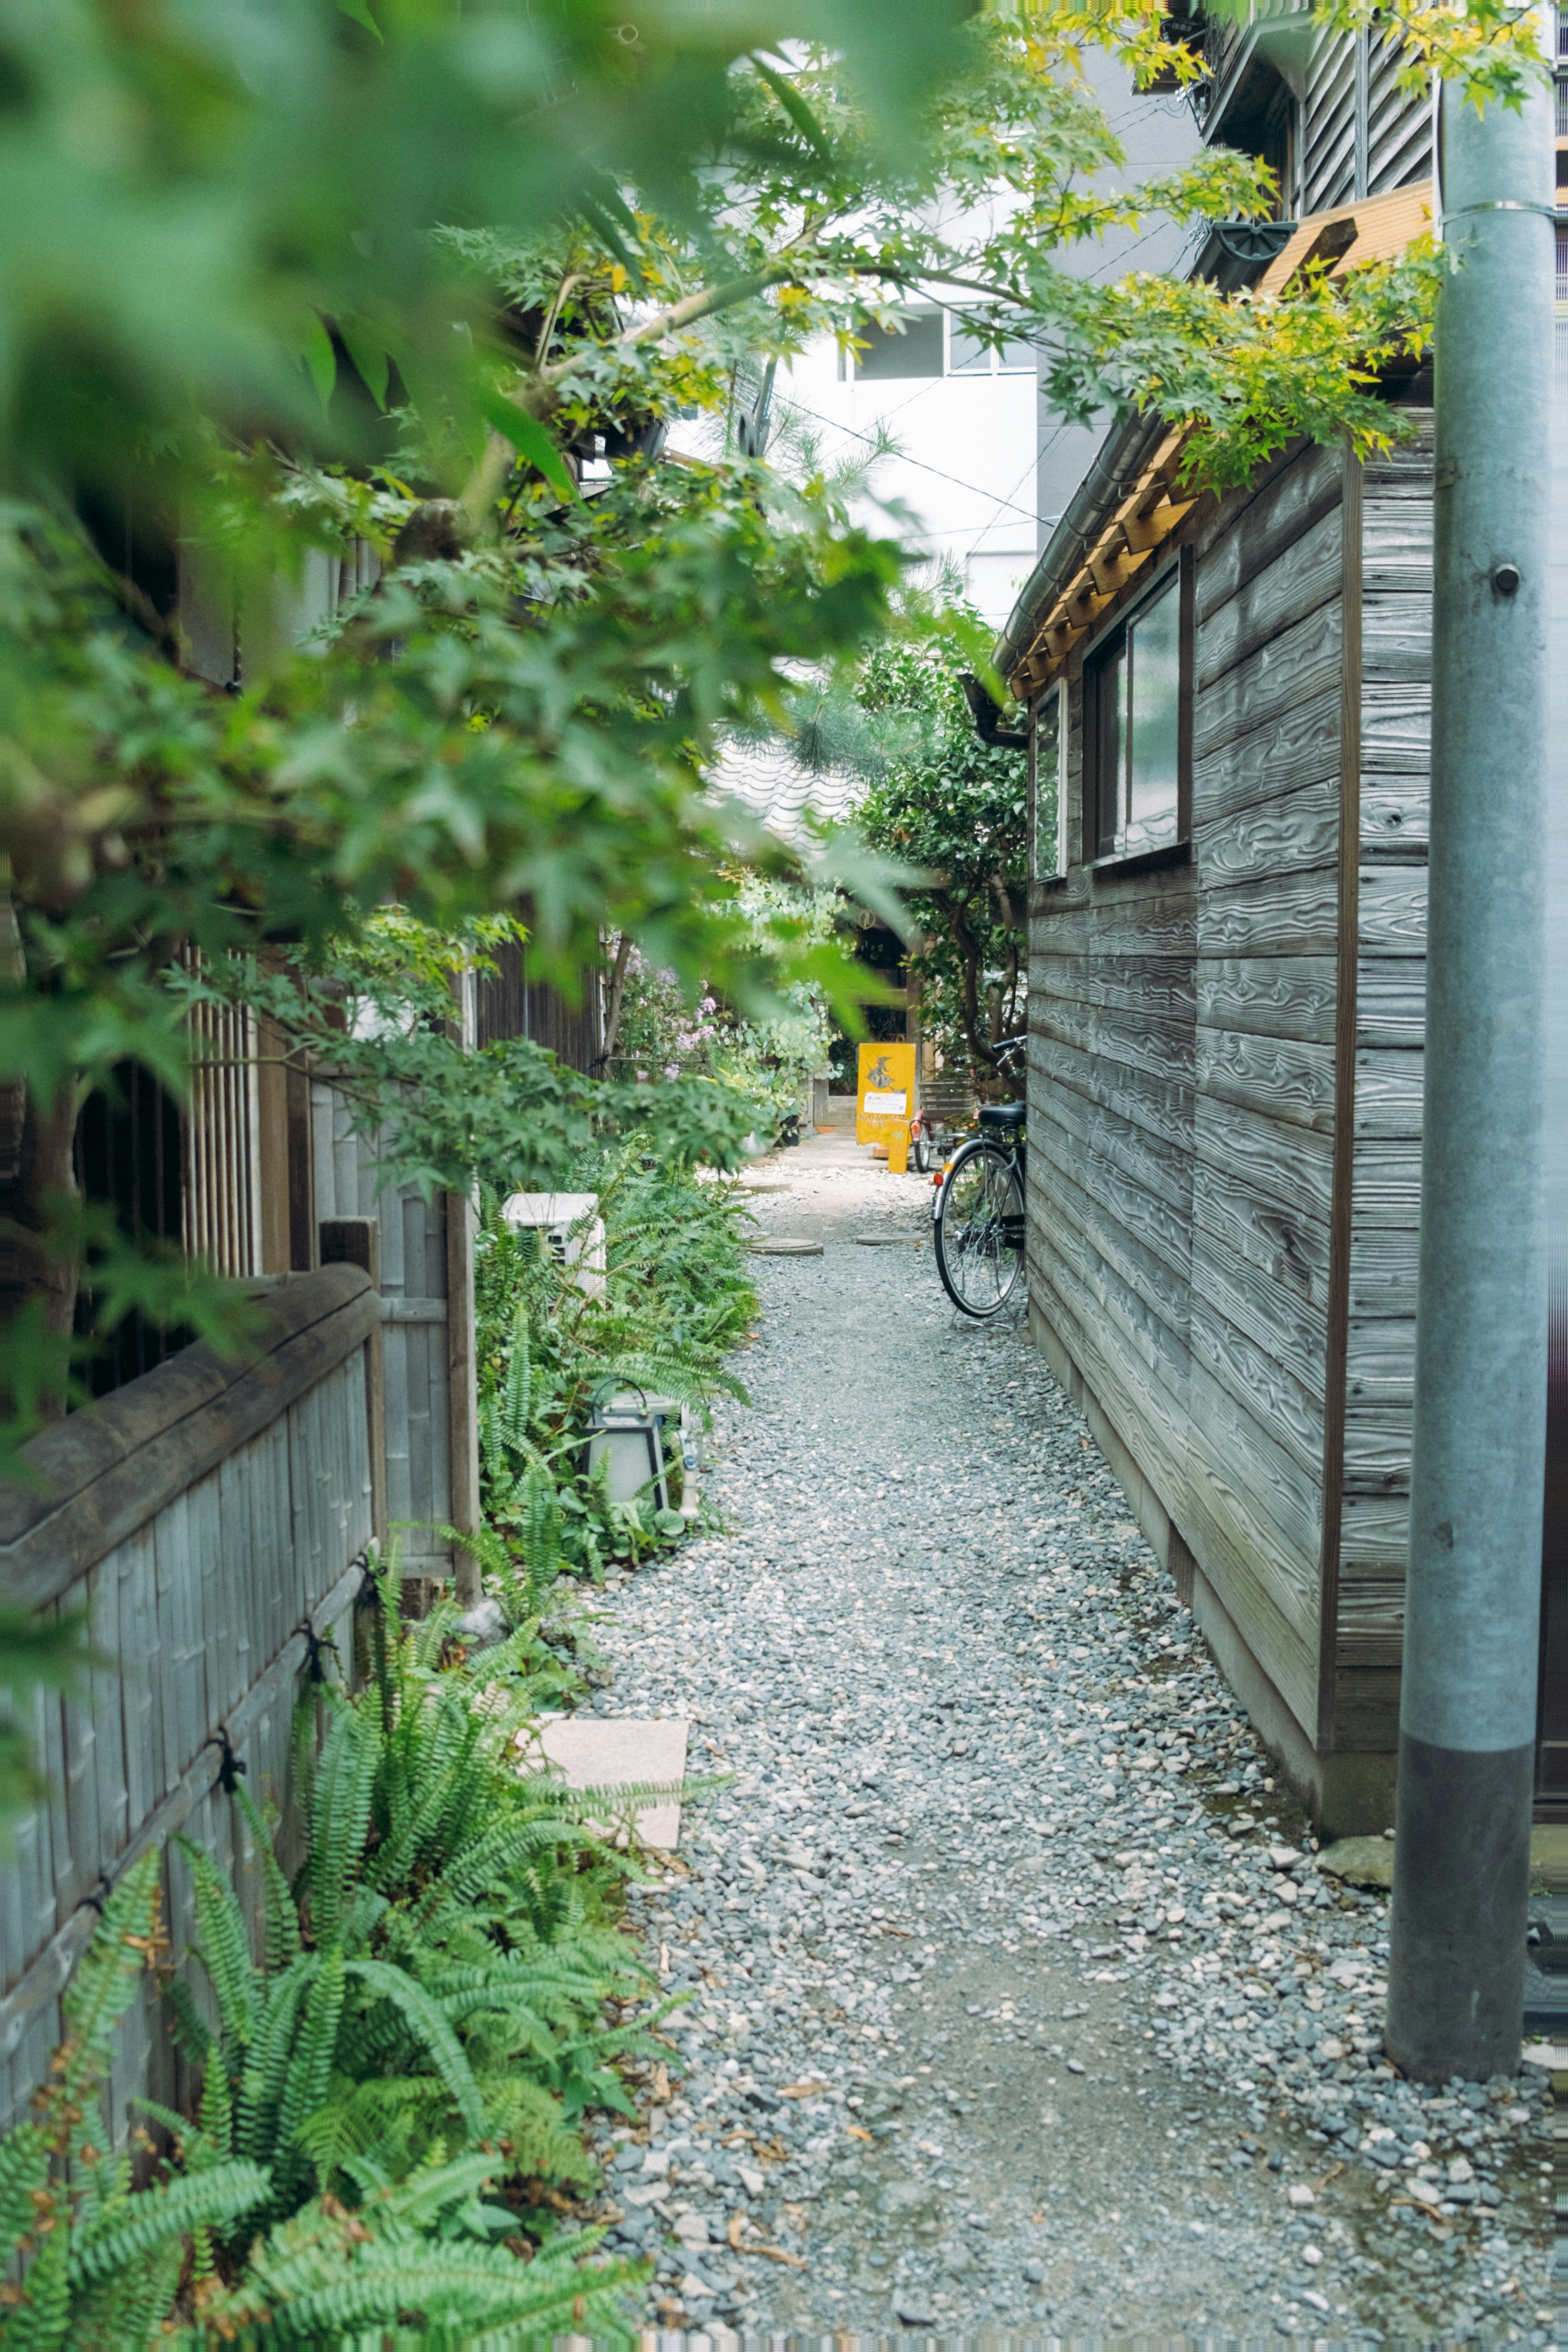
[664,1064,680,1080]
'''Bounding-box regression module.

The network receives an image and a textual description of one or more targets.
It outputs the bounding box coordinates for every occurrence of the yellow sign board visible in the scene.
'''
[856,1041,915,1173]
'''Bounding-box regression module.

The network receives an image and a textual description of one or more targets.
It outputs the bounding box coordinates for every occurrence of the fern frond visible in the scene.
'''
[274,1947,346,2167]
[59,1849,163,2104]
[232,1782,302,1969]
[173,1834,257,2052]
[68,2158,271,2287]
[306,1699,378,1947]
[341,1962,484,2140]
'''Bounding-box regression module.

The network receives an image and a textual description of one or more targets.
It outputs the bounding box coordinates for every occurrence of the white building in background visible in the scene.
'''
[773,306,1042,632]
[768,57,1203,635]
[704,55,1204,838]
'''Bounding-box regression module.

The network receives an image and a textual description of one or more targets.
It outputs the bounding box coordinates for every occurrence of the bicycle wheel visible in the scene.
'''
[933,1139,1025,1317]
[911,1125,933,1174]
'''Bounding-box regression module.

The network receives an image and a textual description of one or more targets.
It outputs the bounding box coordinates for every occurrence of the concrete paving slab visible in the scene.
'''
[535,1715,688,1850]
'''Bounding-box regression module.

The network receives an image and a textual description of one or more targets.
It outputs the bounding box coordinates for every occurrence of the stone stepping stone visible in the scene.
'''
[532,1715,688,1850]
[749,1237,823,1255]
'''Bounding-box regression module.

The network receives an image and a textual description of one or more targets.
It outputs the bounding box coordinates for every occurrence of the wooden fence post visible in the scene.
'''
[318,1217,387,1552]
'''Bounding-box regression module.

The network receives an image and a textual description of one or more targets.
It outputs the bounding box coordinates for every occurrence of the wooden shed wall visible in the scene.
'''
[1027,416,1434,1810]
[1334,418,1432,1748]
[1029,436,1361,1761]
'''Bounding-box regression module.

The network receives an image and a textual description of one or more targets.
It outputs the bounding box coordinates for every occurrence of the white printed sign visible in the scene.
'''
[862,1089,907,1116]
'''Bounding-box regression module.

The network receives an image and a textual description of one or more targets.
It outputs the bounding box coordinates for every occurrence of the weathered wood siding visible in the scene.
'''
[1027,418,1434,1794]
[1029,439,1357,1753]
[0,1268,375,2137]
[1301,24,1430,214]
[312,1085,454,1575]
[1334,415,1432,1745]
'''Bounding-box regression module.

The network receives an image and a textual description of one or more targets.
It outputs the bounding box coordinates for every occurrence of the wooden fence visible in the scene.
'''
[310,1084,476,1581]
[0,1266,376,2137]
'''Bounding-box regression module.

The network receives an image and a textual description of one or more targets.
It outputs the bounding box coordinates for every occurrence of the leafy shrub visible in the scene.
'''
[475,1150,757,1578]
[0,1571,664,2344]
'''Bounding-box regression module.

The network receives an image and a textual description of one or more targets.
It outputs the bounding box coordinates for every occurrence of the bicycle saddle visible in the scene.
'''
[978,1101,1026,1130]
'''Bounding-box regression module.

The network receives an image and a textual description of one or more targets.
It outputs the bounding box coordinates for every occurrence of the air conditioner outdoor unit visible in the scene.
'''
[500,1191,606,1300]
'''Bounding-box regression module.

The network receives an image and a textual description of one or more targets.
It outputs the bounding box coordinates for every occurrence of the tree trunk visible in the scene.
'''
[0,898,80,1418]
[599,930,633,1070]
[0,1083,82,1420]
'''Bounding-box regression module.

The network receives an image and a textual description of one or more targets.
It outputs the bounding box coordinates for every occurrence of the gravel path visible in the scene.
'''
[581,1141,1556,2344]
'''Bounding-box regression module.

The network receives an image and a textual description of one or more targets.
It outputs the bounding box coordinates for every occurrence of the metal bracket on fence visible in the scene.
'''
[294,1617,341,1686]
[80,1871,112,1916]
[205,1726,248,1794]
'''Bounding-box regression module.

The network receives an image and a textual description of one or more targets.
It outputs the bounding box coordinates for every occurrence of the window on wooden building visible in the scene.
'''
[1085,559,1191,863]
[1032,677,1068,878]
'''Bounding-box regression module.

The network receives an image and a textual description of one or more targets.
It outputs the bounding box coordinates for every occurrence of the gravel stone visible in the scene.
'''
[576,1143,1554,2339]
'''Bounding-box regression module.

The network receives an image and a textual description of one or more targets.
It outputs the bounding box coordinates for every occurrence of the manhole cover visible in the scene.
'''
[749,1238,824,1256]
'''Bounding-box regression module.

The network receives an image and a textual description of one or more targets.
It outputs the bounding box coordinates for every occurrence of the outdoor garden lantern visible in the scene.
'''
[584,1389,671,1515]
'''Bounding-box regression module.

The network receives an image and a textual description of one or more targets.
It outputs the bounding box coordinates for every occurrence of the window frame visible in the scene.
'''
[1082,547,1194,869]
[945,314,1038,377]
[1031,675,1069,880]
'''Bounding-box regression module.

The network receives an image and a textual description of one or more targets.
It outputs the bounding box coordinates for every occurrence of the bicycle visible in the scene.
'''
[931,1036,1027,1319]
[908,1109,956,1174]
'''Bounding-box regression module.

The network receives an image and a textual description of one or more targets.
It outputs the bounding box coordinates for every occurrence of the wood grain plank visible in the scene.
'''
[1342,1402,1413,1494]
[1345,1315,1415,1412]
[1197,1024,1337,1134]
[1193,598,1343,764]
[1189,1286,1327,1480]
[1351,1133,1423,1226]
[1353,1047,1424,1139]
[1359,866,1427,955]
[1334,1575,1405,1668]
[60,1589,102,1918]
[1347,1227,1419,1316]
[1362,684,1430,775]
[1028,1109,1194,1297]
[1339,1491,1409,1573]
[1027,1255,1194,1555]
[1031,953,1194,1022]
[1033,1028,1196,1156]
[1197,869,1339,959]
[1195,1093,1336,1226]
[1027,1138,1192,1341]
[1361,500,1432,593]
[1193,684,1340,829]
[1193,1155,1331,1318]
[1187,1361,1324,1611]
[1028,1169,1193,1396]
[1361,785,1429,858]
[1196,955,1337,1046]
[1361,415,1434,494]
[1194,441,1343,626]
[1196,505,1342,691]
[1032,893,1197,960]
[1197,775,1339,892]
[1192,1229,1329,1403]
[1356,962,1425,1047]
[1362,589,1431,683]
[1033,995,1195,1090]
[1028,1062,1194,1221]
[1179,1466,1322,1735]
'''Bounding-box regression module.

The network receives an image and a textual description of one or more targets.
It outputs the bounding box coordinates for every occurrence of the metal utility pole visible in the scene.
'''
[1385,53,1555,2081]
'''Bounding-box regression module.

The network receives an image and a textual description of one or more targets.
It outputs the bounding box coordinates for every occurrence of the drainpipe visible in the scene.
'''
[1384,53,1555,2080]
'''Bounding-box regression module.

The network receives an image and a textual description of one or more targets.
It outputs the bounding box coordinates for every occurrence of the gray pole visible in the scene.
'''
[1384,56,1554,2082]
